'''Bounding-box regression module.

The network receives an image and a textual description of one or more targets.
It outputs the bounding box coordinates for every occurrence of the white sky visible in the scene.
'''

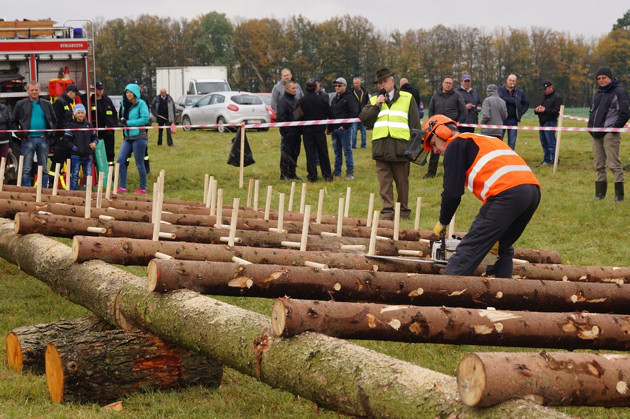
[1,0,627,41]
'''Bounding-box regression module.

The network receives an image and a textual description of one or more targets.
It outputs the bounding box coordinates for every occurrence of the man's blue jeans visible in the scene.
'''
[20,136,49,187]
[70,155,93,190]
[501,118,518,150]
[351,122,367,148]
[539,121,557,163]
[332,127,353,175]
[116,138,147,190]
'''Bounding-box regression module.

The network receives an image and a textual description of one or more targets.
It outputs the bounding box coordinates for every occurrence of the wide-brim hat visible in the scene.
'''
[374,68,394,84]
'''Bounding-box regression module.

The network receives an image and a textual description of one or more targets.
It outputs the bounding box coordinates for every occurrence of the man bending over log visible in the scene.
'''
[425,115,541,278]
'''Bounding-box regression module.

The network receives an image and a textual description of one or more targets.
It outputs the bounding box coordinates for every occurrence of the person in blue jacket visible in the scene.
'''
[116,83,150,194]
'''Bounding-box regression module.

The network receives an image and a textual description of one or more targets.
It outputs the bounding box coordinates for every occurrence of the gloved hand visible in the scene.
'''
[119,118,127,127]
[433,221,446,238]
[490,241,499,255]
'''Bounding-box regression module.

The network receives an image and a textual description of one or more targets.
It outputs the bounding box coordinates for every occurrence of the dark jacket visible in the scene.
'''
[359,86,421,162]
[11,97,57,141]
[400,82,421,106]
[0,103,10,145]
[588,78,630,138]
[298,91,332,134]
[90,94,119,129]
[498,86,529,121]
[535,90,563,124]
[455,85,481,124]
[53,93,75,138]
[151,94,176,123]
[65,119,98,158]
[351,87,369,111]
[428,88,467,122]
[329,90,359,131]
[277,91,300,137]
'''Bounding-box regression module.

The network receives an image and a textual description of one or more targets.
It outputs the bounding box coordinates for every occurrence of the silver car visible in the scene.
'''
[175,94,202,124]
[181,91,269,132]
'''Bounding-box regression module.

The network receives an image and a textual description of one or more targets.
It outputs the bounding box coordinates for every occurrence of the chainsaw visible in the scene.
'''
[365,231,498,266]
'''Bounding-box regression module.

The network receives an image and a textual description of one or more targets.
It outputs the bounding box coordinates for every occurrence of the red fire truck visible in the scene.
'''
[0,19,95,114]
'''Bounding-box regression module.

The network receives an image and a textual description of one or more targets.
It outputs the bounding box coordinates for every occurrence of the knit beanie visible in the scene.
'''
[73,104,86,115]
[595,66,613,79]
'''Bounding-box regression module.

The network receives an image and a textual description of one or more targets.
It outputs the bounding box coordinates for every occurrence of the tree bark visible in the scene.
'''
[457,351,630,407]
[6,316,114,374]
[45,328,222,403]
[147,260,630,314]
[270,298,630,350]
[0,217,565,418]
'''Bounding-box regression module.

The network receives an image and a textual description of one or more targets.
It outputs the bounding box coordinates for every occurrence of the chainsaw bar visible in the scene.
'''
[364,254,436,264]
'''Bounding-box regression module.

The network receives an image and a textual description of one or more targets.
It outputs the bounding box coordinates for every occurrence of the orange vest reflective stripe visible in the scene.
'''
[448,133,540,204]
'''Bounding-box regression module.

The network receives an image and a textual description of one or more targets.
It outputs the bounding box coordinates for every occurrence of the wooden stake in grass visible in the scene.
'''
[84,175,92,219]
[105,165,113,200]
[0,157,5,192]
[239,124,245,189]
[215,188,223,228]
[152,182,164,241]
[288,181,296,212]
[36,166,43,203]
[316,189,324,224]
[228,197,240,247]
[264,185,273,221]
[16,155,24,187]
[300,205,311,252]
[253,179,260,211]
[344,187,351,218]
[414,197,422,230]
[336,197,344,238]
[203,174,209,203]
[210,179,217,216]
[269,192,286,233]
[52,163,60,196]
[393,202,400,240]
[299,183,307,214]
[65,158,71,190]
[205,175,214,208]
[368,210,380,256]
[113,162,120,194]
[553,104,565,175]
[96,174,104,209]
[366,193,374,227]
[246,178,254,207]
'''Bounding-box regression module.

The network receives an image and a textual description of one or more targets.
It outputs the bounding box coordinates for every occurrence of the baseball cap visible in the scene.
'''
[541,81,553,89]
[462,74,472,81]
[334,77,347,86]
[95,81,104,89]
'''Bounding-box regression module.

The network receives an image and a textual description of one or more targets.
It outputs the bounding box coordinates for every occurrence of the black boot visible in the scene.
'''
[614,182,624,203]
[594,181,607,200]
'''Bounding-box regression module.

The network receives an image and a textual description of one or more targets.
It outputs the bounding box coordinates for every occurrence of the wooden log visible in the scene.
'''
[6,316,114,374]
[0,194,562,264]
[0,217,563,418]
[45,328,222,403]
[270,298,630,350]
[457,351,630,407]
[16,212,554,264]
[145,260,630,314]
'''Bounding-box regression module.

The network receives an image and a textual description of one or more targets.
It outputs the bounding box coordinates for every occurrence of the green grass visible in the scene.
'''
[1,114,629,417]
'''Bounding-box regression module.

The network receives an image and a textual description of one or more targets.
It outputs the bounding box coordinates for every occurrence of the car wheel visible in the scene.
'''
[217,116,230,133]
[182,116,192,132]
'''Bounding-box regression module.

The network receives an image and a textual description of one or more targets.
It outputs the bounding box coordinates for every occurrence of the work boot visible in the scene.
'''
[594,181,607,200]
[614,182,624,203]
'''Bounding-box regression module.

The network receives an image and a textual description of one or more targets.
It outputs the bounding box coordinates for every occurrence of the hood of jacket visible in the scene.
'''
[124,83,142,100]
[486,84,499,96]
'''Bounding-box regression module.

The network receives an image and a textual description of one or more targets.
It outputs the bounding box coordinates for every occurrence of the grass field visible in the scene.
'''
[1,113,629,417]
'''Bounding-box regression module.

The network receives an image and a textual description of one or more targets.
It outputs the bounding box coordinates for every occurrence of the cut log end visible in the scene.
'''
[13,213,20,234]
[45,343,64,403]
[271,299,288,337]
[71,237,80,262]
[147,259,158,292]
[6,332,22,373]
[457,353,487,407]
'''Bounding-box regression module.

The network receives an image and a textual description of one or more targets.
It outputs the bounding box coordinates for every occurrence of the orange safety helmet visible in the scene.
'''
[422,115,457,151]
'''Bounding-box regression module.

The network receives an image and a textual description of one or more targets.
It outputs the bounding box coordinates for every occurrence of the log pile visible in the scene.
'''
[2,179,629,411]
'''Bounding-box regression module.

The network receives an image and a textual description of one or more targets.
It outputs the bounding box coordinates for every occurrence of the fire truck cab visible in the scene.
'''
[0,19,95,114]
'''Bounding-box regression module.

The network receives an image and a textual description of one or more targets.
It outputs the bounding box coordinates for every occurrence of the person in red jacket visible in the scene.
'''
[424,115,541,278]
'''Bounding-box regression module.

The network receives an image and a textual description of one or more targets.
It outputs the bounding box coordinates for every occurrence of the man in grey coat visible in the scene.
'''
[480,84,507,138]
[151,88,177,146]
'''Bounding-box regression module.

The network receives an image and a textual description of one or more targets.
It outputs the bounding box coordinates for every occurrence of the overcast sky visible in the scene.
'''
[2,1,628,40]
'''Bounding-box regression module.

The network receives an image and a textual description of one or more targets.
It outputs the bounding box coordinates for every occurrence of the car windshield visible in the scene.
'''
[196,82,230,94]
[232,94,262,105]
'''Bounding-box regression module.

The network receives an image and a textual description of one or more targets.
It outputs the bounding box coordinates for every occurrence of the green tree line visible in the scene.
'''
[90,10,630,107]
